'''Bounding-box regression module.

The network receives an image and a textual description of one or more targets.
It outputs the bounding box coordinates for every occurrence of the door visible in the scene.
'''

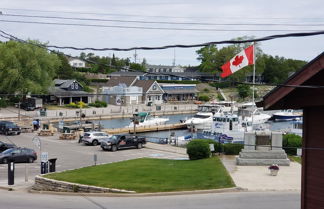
[11,149,23,163]
[126,136,136,147]
[118,136,127,148]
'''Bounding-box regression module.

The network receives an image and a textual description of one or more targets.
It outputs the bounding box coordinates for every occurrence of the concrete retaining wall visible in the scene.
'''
[33,175,135,193]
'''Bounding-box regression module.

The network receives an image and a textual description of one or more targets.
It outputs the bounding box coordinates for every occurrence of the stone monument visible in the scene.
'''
[236,131,290,166]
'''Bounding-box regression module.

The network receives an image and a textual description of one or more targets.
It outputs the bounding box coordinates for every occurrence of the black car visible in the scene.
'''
[0,121,21,135]
[0,147,37,164]
[0,141,16,152]
[100,134,146,151]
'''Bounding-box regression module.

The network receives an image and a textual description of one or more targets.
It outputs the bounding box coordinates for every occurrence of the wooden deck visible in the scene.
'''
[103,123,187,134]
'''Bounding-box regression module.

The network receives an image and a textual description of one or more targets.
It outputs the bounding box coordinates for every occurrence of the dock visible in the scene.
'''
[103,123,187,135]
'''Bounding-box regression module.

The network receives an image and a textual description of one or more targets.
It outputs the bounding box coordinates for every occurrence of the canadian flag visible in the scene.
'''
[220,45,254,78]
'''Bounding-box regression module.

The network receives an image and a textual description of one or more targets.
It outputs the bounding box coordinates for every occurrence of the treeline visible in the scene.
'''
[77,52,147,73]
[196,41,307,85]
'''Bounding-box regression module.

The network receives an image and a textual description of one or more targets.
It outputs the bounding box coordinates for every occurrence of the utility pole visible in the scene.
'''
[134,49,138,63]
[172,48,176,66]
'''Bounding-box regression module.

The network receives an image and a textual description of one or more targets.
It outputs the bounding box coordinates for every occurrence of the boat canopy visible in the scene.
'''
[134,112,150,123]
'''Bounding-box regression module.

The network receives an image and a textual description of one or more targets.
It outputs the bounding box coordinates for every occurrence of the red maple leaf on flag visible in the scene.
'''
[232,55,244,66]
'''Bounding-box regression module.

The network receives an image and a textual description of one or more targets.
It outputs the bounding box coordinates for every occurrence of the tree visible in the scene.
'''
[0,40,60,95]
[196,37,264,83]
[237,84,252,99]
[56,54,75,79]
[261,54,307,84]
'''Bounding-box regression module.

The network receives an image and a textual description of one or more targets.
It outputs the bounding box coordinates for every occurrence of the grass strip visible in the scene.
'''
[45,157,235,193]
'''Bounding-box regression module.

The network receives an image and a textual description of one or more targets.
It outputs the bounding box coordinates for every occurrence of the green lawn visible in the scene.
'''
[45,157,235,193]
[289,156,302,164]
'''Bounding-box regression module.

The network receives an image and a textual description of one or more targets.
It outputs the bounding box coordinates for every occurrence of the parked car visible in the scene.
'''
[0,121,21,135]
[100,134,146,151]
[0,147,37,164]
[0,141,16,152]
[81,131,110,146]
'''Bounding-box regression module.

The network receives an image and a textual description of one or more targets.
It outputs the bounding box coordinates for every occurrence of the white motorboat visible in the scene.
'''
[185,112,213,130]
[241,109,272,125]
[272,109,302,121]
[128,112,169,127]
[185,104,225,130]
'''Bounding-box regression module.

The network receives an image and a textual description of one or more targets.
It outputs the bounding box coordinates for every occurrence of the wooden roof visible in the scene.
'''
[257,52,324,110]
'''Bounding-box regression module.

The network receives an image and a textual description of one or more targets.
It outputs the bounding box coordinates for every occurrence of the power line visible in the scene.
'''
[42,30,324,51]
[3,13,324,27]
[1,19,320,32]
[1,7,323,21]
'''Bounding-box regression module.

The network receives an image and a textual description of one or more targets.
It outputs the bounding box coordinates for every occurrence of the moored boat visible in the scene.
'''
[128,112,169,127]
[272,109,302,121]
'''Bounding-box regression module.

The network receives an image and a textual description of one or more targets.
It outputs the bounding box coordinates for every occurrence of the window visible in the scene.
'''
[152,85,157,90]
[75,83,78,89]
[71,84,74,89]
[148,96,151,101]
[156,96,160,100]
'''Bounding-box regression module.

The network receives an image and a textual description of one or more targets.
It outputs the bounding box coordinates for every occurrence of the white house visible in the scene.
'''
[102,84,143,105]
[68,58,86,68]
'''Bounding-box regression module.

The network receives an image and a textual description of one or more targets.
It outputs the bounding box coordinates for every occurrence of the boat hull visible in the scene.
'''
[273,115,302,121]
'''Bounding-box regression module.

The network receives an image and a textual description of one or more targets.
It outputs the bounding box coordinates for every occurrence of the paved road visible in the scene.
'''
[0,190,300,209]
[0,133,186,185]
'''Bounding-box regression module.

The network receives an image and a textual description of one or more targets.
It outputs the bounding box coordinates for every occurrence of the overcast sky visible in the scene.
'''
[0,0,323,66]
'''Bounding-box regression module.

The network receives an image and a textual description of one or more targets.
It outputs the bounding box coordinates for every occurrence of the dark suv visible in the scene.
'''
[0,121,21,135]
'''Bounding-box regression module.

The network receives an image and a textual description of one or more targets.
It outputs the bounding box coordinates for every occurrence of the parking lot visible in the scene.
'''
[0,132,187,186]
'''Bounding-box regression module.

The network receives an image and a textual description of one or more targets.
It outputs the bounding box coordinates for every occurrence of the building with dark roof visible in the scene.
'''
[160,83,197,102]
[48,79,91,105]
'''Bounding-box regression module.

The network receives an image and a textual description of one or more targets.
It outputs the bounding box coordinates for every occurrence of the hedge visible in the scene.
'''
[89,100,107,108]
[223,143,244,155]
[192,139,243,155]
[282,134,302,155]
[186,139,211,160]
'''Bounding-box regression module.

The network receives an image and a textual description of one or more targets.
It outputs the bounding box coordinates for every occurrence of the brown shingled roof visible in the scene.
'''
[132,80,155,92]
[105,76,137,87]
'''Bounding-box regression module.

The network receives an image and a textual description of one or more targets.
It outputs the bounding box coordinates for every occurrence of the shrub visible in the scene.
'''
[65,102,78,108]
[187,139,211,160]
[65,101,88,108]
[198,95,210,102]
[89,100,107,108]
[223,143,244,155]
[237,84,252,99]
[77,101,87,108]
[282,134,302,155]
[0,98,8,108]
[203,88,210,93]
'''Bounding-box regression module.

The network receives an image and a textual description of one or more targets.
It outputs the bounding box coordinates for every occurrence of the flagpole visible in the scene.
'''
[252,42,256,106]
[252,42,256,128]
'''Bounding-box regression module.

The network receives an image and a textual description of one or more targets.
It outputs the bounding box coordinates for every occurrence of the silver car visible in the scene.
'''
[81,131,110,146]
